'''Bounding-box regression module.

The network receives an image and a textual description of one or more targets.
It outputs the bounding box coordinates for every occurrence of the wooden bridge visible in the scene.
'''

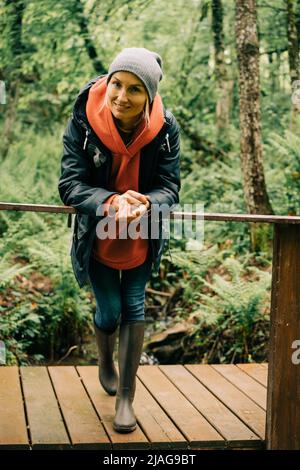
[0,363,267,450]
[0,202,300,450]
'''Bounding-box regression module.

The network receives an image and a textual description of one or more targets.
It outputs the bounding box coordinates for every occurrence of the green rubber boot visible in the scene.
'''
[113,321,145,433]
[94,322,118,396]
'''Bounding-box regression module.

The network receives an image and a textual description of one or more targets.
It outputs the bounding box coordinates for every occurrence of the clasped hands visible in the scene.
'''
[110,189,150,224]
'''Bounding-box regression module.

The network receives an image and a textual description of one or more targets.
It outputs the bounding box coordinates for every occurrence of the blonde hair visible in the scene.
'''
[144,96,150,128]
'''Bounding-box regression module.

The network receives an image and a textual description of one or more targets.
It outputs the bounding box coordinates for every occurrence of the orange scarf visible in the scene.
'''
[86,75,164,269]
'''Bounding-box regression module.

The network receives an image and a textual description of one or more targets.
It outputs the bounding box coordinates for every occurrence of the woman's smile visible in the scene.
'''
[114,102,130,111]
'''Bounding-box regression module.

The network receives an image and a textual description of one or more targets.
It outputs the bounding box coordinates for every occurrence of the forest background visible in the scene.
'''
[1,0,299,366]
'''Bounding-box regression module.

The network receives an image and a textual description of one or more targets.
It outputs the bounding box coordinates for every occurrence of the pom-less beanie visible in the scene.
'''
[107,47,163,103]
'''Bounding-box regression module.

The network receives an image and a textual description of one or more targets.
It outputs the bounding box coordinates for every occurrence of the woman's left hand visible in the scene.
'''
[115,200,148,223]
[115,190,150,223]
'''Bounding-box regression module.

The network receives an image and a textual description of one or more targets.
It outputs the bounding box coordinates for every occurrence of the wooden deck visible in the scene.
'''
[0,363,268,450]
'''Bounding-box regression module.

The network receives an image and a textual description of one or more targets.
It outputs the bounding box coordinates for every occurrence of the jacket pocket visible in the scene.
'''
[77,214,90,239]
[71,214,92,267]
[151,238,165,259]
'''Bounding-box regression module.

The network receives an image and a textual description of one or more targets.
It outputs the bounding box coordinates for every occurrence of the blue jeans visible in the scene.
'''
[88,254,152,332]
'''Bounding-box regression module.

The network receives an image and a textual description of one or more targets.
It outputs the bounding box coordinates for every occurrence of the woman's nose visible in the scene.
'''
[117,87,128,102]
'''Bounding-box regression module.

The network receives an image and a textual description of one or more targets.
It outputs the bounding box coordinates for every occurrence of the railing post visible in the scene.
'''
[266,224,300,449]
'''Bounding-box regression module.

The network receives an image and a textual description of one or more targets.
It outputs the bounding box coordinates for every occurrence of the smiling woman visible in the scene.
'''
[106,71,149,135]
[105,75,151,133]
[58,47,181,435]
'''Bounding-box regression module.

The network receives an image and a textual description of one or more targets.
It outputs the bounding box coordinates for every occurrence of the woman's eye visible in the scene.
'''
[112,82,139,93]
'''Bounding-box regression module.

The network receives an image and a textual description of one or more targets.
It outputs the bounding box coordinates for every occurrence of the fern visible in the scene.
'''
[0,253,33,287]
[186,256,271,363]
[0,129,92,364]
[265,130,300,215]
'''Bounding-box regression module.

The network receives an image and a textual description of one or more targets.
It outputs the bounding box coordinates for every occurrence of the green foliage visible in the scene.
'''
[0,254,32,287]
[164,245,221,314]
[186,256,271,363]
[0,210,93,364]
[1,0,299,366]
[177,144,255,254]
[0,130,93,364]
[264,130,300,215]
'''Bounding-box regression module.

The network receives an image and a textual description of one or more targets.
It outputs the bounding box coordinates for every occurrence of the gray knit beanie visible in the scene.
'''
[107,47,163,103]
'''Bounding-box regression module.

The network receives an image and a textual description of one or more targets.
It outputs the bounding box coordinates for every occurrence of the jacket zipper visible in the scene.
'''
[165,132,173,262]
[165,133,171,152]
[78,115,170,153]
[83,130,88,150]
[76,115,173,264]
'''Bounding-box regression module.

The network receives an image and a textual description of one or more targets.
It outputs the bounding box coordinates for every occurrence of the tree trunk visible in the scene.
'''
[1,81,20,159]
[268,52,280,95]
[74,0,107,75]
[235,0,273,217]
[211,0,232,135]
[285,0,300,121]
[1,0,24,160]
[286,0,300,84]
[295,0,300,46]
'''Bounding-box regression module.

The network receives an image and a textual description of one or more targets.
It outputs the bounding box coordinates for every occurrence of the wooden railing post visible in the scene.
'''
[266,224,300,449]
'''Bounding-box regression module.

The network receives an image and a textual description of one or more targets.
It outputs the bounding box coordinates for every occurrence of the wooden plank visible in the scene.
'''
[186,364,265,440]
[48,366,110,449]
[211,364,266,410]
[77,366,150,450]
[160,365,261,448]
[180,212,300,224]
[1,202,300,224]
[20,367,70,449]
[136,385,187,448]
[237,363,268,387]
[134,377,188,449]
[0,366,29,449]
[0,202,76,214]
[266,224,300,450]
[78,366,187,450]
[137,365,225,449]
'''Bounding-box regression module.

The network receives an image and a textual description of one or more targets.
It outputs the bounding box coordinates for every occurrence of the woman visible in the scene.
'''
[58,47,181,433]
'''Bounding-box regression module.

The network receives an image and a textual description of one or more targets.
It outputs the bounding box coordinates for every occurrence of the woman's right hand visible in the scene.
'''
[111,190,149,210]
[111,190,150,223]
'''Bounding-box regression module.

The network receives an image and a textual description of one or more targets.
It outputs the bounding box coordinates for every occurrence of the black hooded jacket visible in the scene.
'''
[58,76,181,288]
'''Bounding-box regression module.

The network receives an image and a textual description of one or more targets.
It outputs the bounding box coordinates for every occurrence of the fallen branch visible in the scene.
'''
[146,287,172,297]
[57,345,78,364]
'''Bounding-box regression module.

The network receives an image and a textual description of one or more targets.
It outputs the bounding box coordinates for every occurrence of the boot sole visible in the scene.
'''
[105,388,117,396]
[113,422,137,433]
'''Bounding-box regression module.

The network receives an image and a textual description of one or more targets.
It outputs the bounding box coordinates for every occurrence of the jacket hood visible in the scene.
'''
[72,75,173,135]
[85,75,165,157]
[72,75,101,125]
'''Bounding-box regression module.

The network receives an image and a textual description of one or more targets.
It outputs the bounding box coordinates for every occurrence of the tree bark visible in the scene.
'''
[235,0,273,216]
[285,0,299,84]
[267,52,280,95]
[295,0,300,46]
[285,0,300,121]
[74,0,107,75]
[1,0,25,160]
[211,0,232,134]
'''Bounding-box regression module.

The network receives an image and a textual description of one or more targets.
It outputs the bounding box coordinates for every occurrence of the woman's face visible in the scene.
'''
[107,71,148,125]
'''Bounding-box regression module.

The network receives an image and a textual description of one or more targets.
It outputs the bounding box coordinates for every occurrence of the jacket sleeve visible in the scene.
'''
[144,113,181,208]
[58,116,118,217]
